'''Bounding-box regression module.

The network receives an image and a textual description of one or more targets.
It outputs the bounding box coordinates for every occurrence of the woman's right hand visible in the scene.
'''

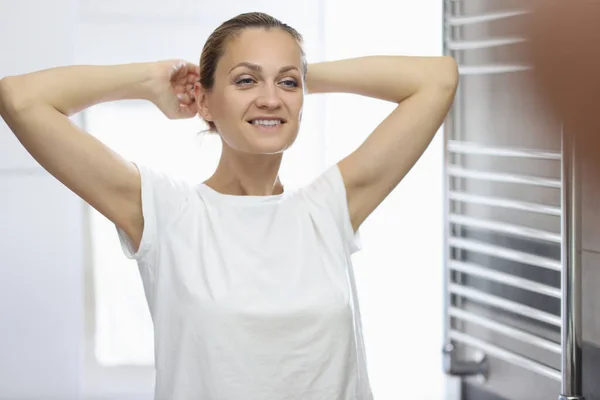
[147,59,200,120]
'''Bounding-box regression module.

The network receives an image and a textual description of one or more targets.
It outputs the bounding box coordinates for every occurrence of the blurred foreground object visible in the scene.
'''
[526,0,600,143]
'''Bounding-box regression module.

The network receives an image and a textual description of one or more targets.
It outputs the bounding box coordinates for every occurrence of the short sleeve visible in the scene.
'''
[116,163,190,263]
[304,164,363,255]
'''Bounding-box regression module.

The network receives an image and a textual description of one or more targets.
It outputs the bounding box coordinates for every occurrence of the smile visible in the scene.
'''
[248,119,286,131]
[250,119,284,126]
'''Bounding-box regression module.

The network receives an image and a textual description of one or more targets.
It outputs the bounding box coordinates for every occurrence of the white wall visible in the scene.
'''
[0,1,445,399]
[0,1,84,400]
[322,1,445,399]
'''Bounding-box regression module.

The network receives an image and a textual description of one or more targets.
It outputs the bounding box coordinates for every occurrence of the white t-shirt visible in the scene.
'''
[117,163,373,400]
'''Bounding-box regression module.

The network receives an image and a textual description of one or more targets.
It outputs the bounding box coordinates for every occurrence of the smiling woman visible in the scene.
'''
[0,9,457,400]
[197,13,306,127]
[196,27,306,181]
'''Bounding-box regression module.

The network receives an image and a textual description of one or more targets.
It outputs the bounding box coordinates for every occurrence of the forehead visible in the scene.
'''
[218,28,303,73]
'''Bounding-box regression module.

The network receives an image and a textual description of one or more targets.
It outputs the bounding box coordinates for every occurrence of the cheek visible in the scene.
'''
[227,92,256,117]
[207,104,230,135]
[211,93,256,141]
[287,94,304,118]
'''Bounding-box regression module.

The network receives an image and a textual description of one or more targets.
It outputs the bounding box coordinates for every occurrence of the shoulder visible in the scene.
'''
[134,163,200,228]
[296,164,361,254]
[298,164,345,205]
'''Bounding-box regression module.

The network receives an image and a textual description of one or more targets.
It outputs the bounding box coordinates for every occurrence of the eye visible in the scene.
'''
[235,76,256,86]
[280,79,299,88]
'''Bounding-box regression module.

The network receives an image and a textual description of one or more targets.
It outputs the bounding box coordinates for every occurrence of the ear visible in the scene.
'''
[194,82,214,122]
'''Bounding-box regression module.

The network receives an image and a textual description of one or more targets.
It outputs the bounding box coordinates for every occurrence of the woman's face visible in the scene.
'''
[198,28,305,155]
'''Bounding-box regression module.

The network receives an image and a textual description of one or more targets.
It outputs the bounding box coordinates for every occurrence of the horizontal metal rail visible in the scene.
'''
[449,214,561,243]
[448,166,562,188]
[447,37,526,51]
[447,141,561,160]
[449,260,561,298]
[446,10,529,26]
[449,237,562,272]
[458,65,532,75]
[449,191,561,217]
[449,307,561,354]
[449,330,561,381]
[449,284,561,327]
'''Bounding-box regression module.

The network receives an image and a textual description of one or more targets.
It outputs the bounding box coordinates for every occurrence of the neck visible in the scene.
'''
[204,142,284,196]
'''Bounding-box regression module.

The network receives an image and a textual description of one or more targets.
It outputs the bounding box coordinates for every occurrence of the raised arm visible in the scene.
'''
[306,55,459,232]
[0,60,199,250]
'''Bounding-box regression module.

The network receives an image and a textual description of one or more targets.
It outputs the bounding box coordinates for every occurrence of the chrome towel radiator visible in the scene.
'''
[441,2,585,399]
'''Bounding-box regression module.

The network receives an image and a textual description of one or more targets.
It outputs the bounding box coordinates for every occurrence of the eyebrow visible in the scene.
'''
[228,62,300,75]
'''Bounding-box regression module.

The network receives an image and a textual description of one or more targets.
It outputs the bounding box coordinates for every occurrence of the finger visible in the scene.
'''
[187,62,200,76]
[170,60,187,79]
[177,92,194,105]
[174,72,195,88]
[187,73,198,84]
[177,61,198,75]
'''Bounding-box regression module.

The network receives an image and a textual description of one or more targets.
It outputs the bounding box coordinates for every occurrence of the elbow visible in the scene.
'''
[0,77,14,115]
[412,57,459,100]
[0,76,30,115]
[436,56,459,92]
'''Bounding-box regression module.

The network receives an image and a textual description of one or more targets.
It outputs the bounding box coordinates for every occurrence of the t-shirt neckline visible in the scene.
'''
[198,183,286,205]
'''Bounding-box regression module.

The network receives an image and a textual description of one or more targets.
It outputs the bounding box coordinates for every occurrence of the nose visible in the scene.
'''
[255,83,282,109]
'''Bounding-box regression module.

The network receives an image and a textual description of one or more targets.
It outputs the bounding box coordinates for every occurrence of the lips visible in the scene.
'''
[250,120,284,127]
[247,117,287,124]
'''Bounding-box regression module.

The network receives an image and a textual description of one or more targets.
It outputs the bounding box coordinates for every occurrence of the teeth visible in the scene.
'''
[252,119,282,126]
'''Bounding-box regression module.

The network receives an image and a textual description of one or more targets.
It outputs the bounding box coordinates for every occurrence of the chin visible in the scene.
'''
[246,137,296,155]
[242,122,299,154]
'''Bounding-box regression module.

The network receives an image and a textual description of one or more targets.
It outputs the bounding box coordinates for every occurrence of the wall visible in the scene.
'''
[322,2,446,399]
[0,1,445,399]
[0,1,83,399]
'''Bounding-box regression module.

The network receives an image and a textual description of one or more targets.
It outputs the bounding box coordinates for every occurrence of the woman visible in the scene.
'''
[0,12,458,400]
